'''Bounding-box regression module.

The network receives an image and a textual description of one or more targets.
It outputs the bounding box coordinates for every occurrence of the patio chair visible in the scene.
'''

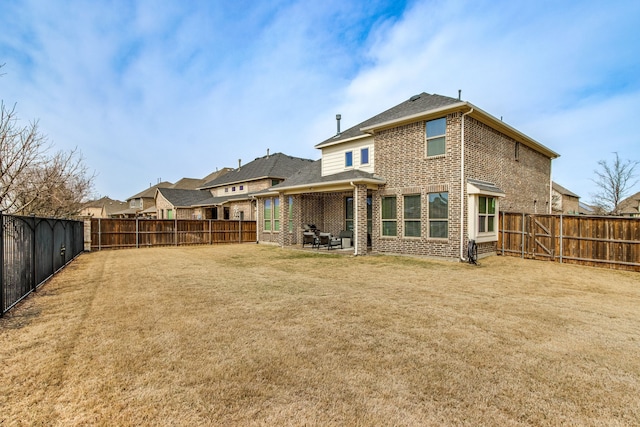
[302,232,316,248]
[317,232,331,249]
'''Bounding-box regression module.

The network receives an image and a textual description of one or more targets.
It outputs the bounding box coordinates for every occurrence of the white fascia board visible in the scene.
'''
[314,133,370,150]
[269,177,385,194]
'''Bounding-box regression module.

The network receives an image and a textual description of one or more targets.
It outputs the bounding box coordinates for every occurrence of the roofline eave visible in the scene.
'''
[266,177,386,194]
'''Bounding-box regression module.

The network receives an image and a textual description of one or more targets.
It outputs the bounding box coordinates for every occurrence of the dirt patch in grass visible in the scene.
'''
[1,244,639,426]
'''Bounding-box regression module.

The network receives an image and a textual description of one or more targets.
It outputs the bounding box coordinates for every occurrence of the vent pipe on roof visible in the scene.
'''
[238,159,241,169]
[267,148,270,158]
[458,89,461,100]
[336,114,341,135]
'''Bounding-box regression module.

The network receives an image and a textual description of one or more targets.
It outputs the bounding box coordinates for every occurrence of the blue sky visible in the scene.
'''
[1,0,639,202]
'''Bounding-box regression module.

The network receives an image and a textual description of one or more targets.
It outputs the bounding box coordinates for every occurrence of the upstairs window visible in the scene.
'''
[361,147,369,165]
[426,117,446,157]
[345,151,353,167]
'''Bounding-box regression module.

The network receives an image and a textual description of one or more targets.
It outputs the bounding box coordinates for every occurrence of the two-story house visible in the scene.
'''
[195,152,315,222]
[256,92,559,259]
[551,182,580,214]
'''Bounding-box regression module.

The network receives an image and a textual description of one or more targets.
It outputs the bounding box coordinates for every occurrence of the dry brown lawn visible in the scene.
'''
[1,244,639,426]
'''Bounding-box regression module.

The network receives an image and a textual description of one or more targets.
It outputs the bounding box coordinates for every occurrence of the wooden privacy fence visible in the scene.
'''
[90,218,256,251]
[498,212,640,272]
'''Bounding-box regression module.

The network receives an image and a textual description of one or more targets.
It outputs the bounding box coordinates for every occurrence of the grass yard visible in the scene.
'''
[1,244,639,426]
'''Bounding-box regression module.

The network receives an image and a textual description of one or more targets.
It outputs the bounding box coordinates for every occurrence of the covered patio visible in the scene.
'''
[256,161,384,256]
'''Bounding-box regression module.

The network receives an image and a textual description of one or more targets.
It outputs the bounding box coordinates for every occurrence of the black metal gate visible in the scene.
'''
[1,212,84,316]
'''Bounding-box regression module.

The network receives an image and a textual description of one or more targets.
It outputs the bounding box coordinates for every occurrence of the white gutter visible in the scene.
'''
[350,182,358,255]
[460,107,474,261]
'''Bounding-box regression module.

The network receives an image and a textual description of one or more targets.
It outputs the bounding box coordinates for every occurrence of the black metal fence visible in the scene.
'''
[1,212,84,316]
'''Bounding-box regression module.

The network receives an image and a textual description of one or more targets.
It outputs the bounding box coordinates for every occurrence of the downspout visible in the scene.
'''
[460,107,474,261]
[350,182,358,255]
[549,162,553,214]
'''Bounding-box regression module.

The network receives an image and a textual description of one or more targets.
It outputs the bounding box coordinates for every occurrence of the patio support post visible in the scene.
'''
[354,184,368,256]
[278,192,289,248]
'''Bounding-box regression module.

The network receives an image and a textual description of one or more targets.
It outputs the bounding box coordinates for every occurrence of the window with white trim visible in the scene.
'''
[478,196,496,233]
[361,147,369,165]
[345,151,353,167]
[426,117,446,157]
[466,179,503,243]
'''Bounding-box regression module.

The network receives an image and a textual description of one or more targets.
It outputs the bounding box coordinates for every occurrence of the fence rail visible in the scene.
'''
[90,218,256,251]
[498,212,640,272]
[1,212,84,316]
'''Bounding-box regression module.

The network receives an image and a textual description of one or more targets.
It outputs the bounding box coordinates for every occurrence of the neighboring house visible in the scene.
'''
[616,191,640,217]
[578,201,596,215]
[196,152,315,221]
[551,182,580,214]
[112,181,174,218]
[154,169,233,219]
[155,188,212,219]
[78,196,127,218]
[255,92,559,259]
[115,169,233,219]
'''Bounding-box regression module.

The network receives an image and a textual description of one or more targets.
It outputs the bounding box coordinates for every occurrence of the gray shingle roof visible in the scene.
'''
[199,153,315,189]
[270,160,385,190]
[128,181,174,200]
[552,182,580,199]
[617,191,640,215]
[317,92,462,147]
[156,188,213,207]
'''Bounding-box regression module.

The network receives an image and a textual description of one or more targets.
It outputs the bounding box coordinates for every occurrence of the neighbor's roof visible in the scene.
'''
[266,160,385,193]
[127,181,174,200]
[316,92,559,159]
[616,191,640,215]
[170,178,204,190]
[156,188,213,207]
[552,182,580,199]
[199,153,315,189]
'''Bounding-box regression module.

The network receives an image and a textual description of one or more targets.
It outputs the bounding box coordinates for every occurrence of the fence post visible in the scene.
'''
[0,210,4,317]
[136,217,139,249]
[31,215,37,292]
[501,213,505,256]
[209,220,212,245]
[175,217,178,246]
[98,218,102,251]
[521,212,525,258]
[559,215,563,264]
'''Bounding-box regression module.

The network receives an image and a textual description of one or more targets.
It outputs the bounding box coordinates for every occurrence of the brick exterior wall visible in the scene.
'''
[464,117,551,214]
[372,114,462,258]
[370,112,552,259]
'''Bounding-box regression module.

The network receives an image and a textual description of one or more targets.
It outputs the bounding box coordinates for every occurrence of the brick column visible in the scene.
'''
[354,184,368,256]
[278,193,290,247]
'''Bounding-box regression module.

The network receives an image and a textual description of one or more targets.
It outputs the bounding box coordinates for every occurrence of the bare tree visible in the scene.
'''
[0,101,94,217]
[591,152,639,215]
